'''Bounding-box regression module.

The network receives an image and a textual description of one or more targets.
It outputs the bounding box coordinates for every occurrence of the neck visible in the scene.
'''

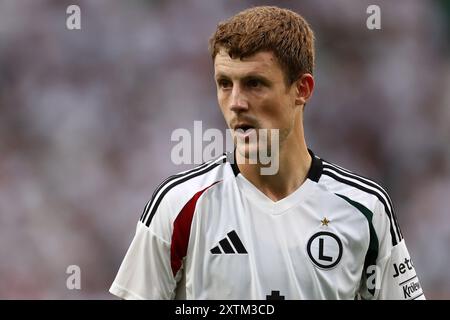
[236,129,312,202]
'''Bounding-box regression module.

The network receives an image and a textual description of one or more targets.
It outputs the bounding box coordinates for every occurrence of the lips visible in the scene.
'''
[233,123,257,140]
[234,123,255,132]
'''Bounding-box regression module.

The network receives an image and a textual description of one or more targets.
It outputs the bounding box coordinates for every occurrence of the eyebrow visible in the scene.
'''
[215,73,271,84]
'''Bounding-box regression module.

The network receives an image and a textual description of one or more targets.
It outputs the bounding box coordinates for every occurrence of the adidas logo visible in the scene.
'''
[210,230,247,254]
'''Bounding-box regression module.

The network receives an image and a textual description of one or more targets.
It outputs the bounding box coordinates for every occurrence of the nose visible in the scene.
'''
[229,85,248,113]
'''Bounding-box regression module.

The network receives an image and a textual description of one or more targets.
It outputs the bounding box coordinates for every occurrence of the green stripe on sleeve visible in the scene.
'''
[335,193,379,296]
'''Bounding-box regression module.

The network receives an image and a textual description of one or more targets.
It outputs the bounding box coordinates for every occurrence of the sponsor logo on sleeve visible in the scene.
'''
[392,258,424,300]
[401,277,422,299]
[392,258,414,278]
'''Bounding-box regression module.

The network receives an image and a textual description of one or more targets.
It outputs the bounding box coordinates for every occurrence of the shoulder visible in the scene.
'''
[318,157,391,210]
[139,153,232,228]
[315,153,403,246]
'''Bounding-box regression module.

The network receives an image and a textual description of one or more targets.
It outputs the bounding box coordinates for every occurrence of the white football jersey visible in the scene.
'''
[110,150,425,300]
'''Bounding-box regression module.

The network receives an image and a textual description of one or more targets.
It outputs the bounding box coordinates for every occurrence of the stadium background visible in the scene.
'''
[0,0,449,299]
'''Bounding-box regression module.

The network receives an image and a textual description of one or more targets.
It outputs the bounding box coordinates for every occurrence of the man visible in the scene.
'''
[110,6,424,300]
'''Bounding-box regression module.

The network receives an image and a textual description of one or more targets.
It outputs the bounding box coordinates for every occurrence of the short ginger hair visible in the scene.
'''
[209,6,315,85]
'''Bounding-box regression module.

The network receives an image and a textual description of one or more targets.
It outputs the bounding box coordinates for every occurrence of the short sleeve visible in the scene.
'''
[358,200,425,300]
[109,197,180,300]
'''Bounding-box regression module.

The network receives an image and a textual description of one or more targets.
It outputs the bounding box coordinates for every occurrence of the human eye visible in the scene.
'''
[217,79,232,89]
[246,78,264,88]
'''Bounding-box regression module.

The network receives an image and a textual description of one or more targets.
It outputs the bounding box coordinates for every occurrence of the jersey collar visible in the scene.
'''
[227,148,323,183]
[307,149,323,182]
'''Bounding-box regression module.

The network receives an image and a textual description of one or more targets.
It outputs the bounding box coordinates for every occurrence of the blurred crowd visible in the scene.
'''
[0,0,449,299]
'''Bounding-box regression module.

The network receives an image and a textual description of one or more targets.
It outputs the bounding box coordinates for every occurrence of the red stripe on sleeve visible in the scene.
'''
[170,181,221,277]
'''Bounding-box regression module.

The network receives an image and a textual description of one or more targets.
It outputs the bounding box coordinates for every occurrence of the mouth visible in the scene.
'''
[235,124,254,131]
[233,123,257,138]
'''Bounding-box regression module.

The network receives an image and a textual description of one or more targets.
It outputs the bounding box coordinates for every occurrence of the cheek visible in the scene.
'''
[261,99,292,126]
[217,97,231,122]
[269,107,294,142]
[217,93,226,111]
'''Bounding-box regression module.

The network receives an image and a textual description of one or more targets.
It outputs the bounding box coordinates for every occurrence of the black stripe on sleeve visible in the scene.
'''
[144,162,223,227]
[323,161,403,240]
[322,169,399,246]
[142,157,225,227]
[139,158,219,222]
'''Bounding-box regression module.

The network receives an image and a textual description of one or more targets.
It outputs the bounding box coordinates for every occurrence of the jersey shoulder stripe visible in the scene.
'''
[322,160,403,240]
[140,154,227,227]
[321,160,402,246]
[323,160,397,220]
[139,155,223,222]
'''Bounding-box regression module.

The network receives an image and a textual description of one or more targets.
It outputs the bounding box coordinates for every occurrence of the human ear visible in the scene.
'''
[294,73,314,106]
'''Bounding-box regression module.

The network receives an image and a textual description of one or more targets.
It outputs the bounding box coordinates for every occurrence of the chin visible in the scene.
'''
[235,140,260,163]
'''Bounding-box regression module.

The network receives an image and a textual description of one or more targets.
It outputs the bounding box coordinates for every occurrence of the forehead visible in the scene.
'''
[214,49,284,79]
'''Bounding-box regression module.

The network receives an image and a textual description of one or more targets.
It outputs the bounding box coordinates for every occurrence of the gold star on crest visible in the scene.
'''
[321,217,330,226]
